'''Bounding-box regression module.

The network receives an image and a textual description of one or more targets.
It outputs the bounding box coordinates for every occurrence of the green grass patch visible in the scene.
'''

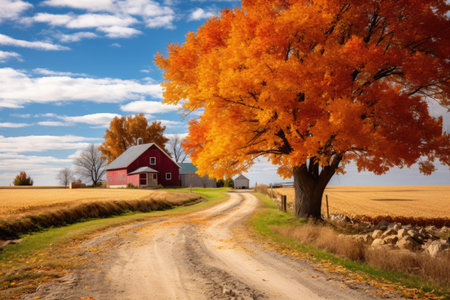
[251,192,448,298]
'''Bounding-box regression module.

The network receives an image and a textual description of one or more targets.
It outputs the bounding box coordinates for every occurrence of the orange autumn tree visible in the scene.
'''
[156,0,450,218]
[99,114,169,162]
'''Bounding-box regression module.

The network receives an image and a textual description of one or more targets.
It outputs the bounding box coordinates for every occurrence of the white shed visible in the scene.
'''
[234,174,249,189]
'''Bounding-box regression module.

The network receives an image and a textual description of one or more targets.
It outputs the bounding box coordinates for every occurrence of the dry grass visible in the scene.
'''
[0,188,188,219]
[0,189,200,240]
[275,185,450,218]
[273,223,450,286]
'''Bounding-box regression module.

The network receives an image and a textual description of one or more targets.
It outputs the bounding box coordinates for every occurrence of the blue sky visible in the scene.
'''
[0,0,448,186]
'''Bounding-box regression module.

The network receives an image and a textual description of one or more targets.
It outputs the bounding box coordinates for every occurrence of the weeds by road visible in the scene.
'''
[251,192,449,299]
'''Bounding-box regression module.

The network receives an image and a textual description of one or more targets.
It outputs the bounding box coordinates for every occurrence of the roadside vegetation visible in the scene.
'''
[251,192,449,299]
[0,187,230,299]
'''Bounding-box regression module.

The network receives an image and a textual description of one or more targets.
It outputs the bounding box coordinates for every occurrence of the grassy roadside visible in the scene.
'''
[0,187,230,299]
[251,192,449,299]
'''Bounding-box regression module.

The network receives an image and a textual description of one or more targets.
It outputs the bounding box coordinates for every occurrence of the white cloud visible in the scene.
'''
[42,0,114,11]
[10,113,31,118]
[144,15,174,28]
[0,122,30,128]
[0,33,69,51]
[0,68,163,108]
[66,13,137,28]
[157,119,184,128]
[33,68,87,77]
[32,12,73,26]
[110,42,121,47]
[0,0,32,23]
[189,8,216,21]
[37,121,69,126]
[55,31,97,43]
[0,135,100,153]
[0,152,77,185]
[0,153,72,171]
[32,13,140,38]
[0,50,22,62]
[59,113,120,127]
[165,132,188,140]
[121,100,180,114]
[41,0,176,31]
[98,25,141,38]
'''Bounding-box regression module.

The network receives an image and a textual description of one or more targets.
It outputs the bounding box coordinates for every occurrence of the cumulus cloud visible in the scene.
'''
[98,25,141,38]
[0,152,78,185]
[0,122,30,128]
[37,121,69,126]
[59,113,120,127]
[0,33,69,51]
[157,119,184,128]
[40,0,176,33]
[164,132,188,140]
[0,50,21,62]
[0,0,32,23]
[0,67,163,108]
[120,100,180,114]
[55,31,97,43]
[0,135,100,153]
[189,8,216,21]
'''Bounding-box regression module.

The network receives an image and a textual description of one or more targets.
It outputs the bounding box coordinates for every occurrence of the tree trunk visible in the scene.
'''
[293,156,341,219]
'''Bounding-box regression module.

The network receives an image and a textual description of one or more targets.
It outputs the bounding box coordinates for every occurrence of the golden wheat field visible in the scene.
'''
[275,185,450,218]
[0,188,195,218]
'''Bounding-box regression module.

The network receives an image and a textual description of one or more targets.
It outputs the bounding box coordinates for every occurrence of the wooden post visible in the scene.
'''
[326,194,330,219]
[281,195,287,212]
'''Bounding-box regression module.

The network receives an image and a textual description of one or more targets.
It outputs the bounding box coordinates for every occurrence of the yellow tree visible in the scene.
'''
[99,114,169,162]
[156,0,450,218]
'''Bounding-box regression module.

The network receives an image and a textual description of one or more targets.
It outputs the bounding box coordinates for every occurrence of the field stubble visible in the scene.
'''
[0,188,189,218]
[275,185,450,218]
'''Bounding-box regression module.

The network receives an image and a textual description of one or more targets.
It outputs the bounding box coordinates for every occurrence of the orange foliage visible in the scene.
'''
[156,0,450,179]
[99,114,169,162]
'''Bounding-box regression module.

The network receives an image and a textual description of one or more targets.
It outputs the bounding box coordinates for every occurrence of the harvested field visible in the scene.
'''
[274,185,450,218]
[0,188,192,218]
[0,188,201,239]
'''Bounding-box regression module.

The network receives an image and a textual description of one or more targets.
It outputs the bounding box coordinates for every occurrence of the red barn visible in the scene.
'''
[106,143,180,188]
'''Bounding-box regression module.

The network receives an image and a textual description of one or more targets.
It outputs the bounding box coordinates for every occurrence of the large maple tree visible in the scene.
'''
[156,0,450,218]
[99,114,169,162]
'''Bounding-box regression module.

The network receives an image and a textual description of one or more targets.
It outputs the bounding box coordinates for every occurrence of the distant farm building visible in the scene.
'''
[106,143,180,188]
[179,163,216,188]
[234,174,249,189]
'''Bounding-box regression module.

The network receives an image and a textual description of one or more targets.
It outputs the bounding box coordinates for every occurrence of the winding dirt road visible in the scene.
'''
[25,192,399,300]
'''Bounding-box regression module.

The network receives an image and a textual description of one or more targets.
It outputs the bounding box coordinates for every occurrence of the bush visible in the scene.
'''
[13,171,33,186]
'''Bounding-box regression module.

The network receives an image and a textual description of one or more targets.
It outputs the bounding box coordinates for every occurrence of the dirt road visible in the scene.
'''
[24,192,399,300]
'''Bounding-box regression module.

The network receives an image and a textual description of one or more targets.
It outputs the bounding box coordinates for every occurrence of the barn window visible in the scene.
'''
[165,172,172,180]
[150,157,156,165]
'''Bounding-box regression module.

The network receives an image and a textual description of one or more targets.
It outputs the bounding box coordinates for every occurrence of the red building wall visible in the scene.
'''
[127,145,180,187]
[127,174,140,187]
[107,169,128,187]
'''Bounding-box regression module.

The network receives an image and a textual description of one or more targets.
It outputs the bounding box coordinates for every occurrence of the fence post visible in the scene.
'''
[326,194,330,219]
[281,195,287,212]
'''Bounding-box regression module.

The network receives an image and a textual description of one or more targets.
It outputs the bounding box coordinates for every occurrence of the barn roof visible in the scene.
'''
[128,166,159,175]
[235,174,249,181]
[106,143,153,170]
[179,163,198,174]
